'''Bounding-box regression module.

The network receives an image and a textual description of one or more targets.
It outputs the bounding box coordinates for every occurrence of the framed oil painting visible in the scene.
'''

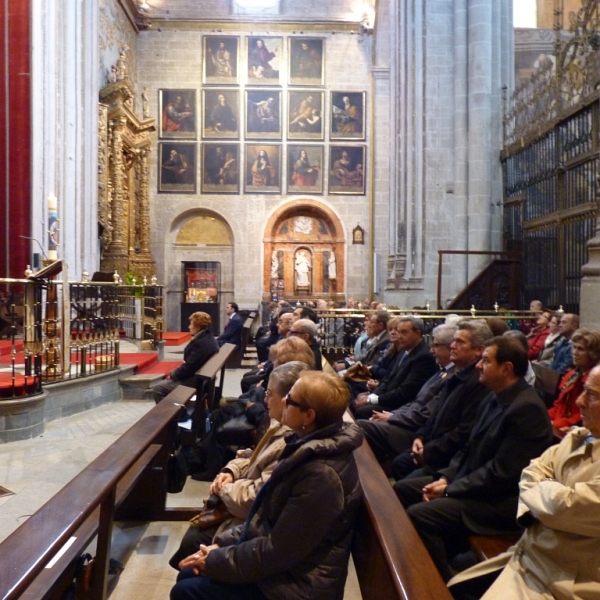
[158,142,197,194]
[288,38,324,86]
[201,89,240,139]
[328,146,366,195]
[288,90,324,140]
[245,89,282,140]
[203,36,239,85]
[201,143,240,194]
[331,92,366,140]
[245,144,281,193]
[246,36,282,85]
[287,145,323,194]
[159,89,196,139]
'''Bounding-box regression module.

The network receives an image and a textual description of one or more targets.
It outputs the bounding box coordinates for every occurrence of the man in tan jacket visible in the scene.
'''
[449,362,600,600]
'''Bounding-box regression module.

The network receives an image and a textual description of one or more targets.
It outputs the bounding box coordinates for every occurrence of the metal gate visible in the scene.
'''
[502,0,600,313]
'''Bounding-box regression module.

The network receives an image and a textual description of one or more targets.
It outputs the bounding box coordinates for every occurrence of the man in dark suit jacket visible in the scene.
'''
[358,323,457,463]
[217,302,244,350]
[390,320,493,480]
[361,310,391,367]
[153,311,219,403]
[395,336,554,582]
[352,317,439,419]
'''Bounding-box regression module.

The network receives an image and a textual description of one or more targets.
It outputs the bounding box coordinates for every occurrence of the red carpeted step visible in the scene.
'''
[162,332,192,346]
[119,353,159,371]
[0,372,38,398]
[0,340,24,356]
[135,360,183,375]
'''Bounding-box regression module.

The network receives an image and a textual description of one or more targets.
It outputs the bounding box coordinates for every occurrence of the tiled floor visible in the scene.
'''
[0,342,362,599]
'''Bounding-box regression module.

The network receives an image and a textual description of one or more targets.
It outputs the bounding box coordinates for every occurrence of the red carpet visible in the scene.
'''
[135,360,182,375]
[0,351,159,372]
[163,332,191,346]
[0,372,37,397]
[0,340,24,356]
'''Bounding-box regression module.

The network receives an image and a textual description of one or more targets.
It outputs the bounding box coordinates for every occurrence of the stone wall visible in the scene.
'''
[138,25,374,327]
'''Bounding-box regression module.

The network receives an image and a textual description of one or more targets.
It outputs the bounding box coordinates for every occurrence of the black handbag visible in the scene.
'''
[166,446,188,493]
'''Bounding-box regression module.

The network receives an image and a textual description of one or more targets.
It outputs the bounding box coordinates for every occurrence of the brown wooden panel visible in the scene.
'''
[352,439,452,600]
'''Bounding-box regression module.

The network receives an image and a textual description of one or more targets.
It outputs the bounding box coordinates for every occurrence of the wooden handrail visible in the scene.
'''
[352,439,452,600]
[0,389,191,600]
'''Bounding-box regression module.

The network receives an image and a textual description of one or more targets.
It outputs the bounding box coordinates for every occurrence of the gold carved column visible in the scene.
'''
[99,77,156,278]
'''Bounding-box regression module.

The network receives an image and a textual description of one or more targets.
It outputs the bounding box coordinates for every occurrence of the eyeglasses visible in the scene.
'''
[288,330,304,336]
[285,392,307,409]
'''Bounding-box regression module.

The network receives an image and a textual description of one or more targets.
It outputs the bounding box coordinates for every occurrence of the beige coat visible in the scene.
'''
[218,420,290,519]
[449,427,600,600]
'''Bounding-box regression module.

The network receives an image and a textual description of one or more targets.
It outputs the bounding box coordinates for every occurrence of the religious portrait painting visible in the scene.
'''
[246,36,282,85]
[245,144,281,194]
[203,36,239,85]
[201,143,240,194]
[330,91,366,140]
[288,91,324,140]
[245,90,282,140]
[328,145,366,195]
[288,38,324,86]
[287,145,323,194]
[201,89,240,139]
[158,142,197,193]
[158,89,196,139]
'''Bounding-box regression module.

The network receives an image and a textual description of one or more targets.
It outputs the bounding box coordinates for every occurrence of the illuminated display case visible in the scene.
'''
[180,261,221,333]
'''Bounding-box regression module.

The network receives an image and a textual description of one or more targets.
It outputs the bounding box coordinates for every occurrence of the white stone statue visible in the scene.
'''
[328,248,337,280]
[270,250,279,279]
[295,250,311,287]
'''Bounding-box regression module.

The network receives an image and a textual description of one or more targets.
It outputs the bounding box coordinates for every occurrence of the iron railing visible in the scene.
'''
[0,278,163,399]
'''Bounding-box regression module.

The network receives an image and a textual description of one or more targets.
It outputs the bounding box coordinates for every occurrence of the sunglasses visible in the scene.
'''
[285,392,307,410]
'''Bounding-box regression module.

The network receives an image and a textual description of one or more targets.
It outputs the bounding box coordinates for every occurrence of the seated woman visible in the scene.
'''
[190,337,317,481]
[153,312,219,404]
[548,328,600,431]
[170,371,364,600]
[169,361,311,569]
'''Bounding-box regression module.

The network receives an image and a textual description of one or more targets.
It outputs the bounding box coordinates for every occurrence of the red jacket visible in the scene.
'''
[548,368,587,428]
[527,326,550,360]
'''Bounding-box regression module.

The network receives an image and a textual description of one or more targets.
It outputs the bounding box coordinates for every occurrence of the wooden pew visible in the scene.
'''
[225,313,256,368]
[352,439,453,600]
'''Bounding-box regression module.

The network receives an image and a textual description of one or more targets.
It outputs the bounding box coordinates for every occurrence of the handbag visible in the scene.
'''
[166,446,188,493]
[342,361,371,382]
[190,498,232,530]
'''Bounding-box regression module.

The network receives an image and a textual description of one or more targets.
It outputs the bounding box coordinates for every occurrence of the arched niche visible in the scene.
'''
[165,209,235,333]
[263,200,345,301]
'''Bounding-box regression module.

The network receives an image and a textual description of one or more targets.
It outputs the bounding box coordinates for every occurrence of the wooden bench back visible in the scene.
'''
[352,439,453,600]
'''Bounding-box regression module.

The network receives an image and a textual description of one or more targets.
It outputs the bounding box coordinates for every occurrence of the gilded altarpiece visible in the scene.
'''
[99,79,156,279]
[263,202,345,302]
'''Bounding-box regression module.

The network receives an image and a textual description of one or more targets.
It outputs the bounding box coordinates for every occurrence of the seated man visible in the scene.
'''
[395,336,554,582]
[548,312,579,374]
[287,318,323,370]
[216,302,243,349]
[449,362,600,600]
[391,320,493,480]
[152,312,218,404]
[242,312,295,393]
[526,309,551,360]
[255,307,293,362]
[358,323,456,464]
[291,305,318,324]
[352,316,438,419]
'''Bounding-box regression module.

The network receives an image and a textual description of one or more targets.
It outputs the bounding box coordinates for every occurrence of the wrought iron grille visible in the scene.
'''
[502,1,600,313]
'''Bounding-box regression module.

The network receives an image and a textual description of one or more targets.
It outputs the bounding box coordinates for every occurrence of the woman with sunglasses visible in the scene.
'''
[171,371,363,600]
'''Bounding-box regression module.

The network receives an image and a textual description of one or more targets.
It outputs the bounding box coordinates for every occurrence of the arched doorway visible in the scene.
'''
[263,200,345,302]
[166,210,235,332]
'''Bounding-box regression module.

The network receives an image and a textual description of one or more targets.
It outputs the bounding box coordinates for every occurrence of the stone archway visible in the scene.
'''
[263,200,345,302]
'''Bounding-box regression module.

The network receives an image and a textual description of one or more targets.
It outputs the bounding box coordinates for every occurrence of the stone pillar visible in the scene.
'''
[467,0,494,278]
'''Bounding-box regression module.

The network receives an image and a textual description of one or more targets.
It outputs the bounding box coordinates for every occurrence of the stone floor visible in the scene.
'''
[0,341,362,599]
